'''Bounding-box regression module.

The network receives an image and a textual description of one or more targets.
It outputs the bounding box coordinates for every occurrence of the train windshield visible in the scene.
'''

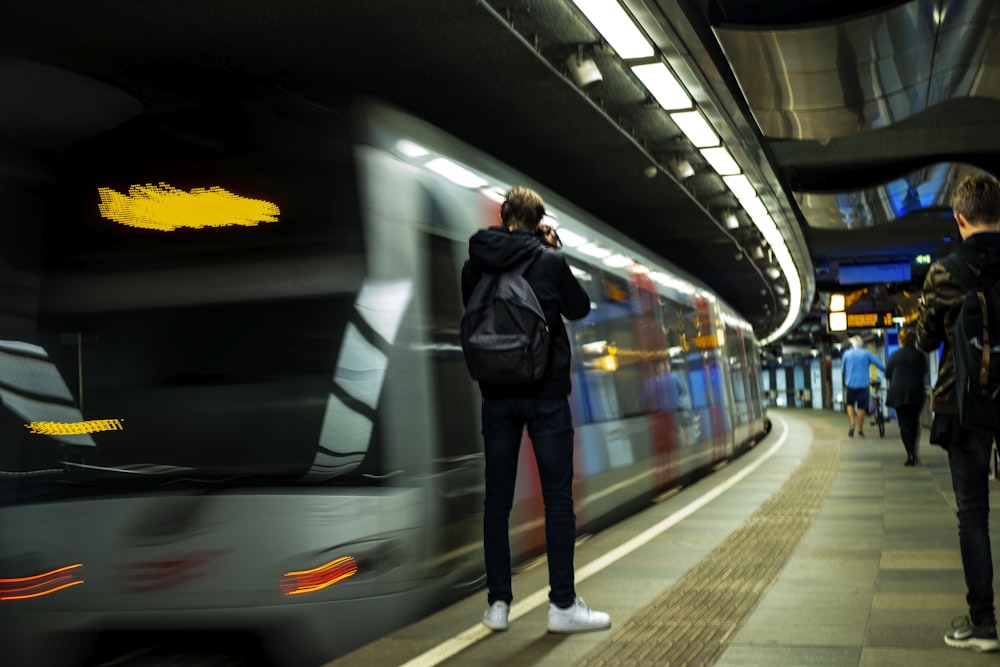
[1,102,386,503]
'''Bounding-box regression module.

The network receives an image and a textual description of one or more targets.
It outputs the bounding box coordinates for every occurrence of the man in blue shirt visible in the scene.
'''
[842,335,885,437]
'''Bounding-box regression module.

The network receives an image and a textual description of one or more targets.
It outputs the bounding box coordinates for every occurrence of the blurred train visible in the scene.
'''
[0,89,770,666]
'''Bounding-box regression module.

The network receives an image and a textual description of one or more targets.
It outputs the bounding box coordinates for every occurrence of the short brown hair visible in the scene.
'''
[953,173,1000,226]
[898,328,915,347]
[500,186,546,230]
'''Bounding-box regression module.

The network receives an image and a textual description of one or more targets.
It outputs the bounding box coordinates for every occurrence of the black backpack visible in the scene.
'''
[460,250,550,383]
[942,252,1000,433]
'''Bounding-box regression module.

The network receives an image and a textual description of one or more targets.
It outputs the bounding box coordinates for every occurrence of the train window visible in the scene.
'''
[570,270,640,422]
[424,231,481,462]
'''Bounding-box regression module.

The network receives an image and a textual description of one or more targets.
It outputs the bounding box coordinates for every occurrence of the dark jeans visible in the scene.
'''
[945,418,996,625]
[481,396,576,608]
[895,404,922,457]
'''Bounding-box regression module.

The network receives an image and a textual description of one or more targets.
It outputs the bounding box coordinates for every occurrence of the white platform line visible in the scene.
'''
[399,416,791,667]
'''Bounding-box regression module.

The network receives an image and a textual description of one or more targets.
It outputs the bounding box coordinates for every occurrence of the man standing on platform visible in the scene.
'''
[917,171,1000,652]
[462,186,611,634]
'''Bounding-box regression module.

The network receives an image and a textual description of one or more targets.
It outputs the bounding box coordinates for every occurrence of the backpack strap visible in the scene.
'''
[943,251,992,390]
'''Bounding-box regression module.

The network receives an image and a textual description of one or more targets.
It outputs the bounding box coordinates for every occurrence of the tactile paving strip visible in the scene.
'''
[578,438,840,666]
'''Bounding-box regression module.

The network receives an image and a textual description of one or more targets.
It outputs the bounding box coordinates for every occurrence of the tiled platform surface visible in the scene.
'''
[327,409,999,667]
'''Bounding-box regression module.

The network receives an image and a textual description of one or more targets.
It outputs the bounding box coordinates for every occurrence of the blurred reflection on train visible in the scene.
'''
[0,85,769,666]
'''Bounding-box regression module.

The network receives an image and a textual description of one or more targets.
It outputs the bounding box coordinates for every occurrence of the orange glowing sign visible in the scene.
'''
[26,419,123,435]
[0,564,84,601]
[98,183,279,231]
[280,556,358,596]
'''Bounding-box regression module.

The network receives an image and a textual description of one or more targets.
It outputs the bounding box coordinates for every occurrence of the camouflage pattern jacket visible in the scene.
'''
[916,231,1000,414]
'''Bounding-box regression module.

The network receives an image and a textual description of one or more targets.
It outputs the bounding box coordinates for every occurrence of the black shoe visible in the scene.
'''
[945,616,1000,652]
[904,456,915,466]
[848,426,854,437]
[858,431,865,438]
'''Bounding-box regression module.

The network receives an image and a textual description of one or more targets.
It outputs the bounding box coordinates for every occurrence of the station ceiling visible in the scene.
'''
[4,0,999,354]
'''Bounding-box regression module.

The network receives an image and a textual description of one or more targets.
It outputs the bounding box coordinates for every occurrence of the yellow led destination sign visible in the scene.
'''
[26,419,124,436]
[829,312,895,332]
[98,183,279,231]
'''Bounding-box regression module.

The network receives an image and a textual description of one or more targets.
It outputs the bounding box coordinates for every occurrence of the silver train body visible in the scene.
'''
[0,96,769,666]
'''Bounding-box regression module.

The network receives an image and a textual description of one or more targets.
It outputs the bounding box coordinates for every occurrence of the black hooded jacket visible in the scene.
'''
[461,226,591,398]
[917,231,1000,414]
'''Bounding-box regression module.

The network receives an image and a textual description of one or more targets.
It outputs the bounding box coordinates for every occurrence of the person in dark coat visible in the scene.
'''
[885,328,927,466]
[461,186,610,634]
[917,171,1000,651]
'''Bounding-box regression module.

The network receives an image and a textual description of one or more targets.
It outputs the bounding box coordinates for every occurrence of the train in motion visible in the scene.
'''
[0,88,770,666]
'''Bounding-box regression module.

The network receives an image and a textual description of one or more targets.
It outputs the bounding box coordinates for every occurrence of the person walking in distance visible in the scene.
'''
[461,186,611,633]
[917,172,1000,652]
[885,328,928,466]
[841,335,885,437]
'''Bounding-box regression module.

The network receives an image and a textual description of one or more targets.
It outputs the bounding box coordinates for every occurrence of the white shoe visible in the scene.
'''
[547,597,611,633]
[483,600,509,631]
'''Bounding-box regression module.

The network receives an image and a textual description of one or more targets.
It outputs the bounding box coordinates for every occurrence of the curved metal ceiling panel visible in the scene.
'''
[793,162,981,229]
[714,0,1000,140]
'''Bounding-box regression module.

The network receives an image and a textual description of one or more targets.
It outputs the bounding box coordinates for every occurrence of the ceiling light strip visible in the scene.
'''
[669,110,719,147]
[569,0,805,339]
[631,62,691,110]
[569,0,655,59]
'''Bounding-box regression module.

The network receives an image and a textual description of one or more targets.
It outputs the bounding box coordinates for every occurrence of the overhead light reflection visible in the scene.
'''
[425,158,487,189]
[395,139,429,158]
[578,243,612,259]
[556,227,588,248]
[602,253,632,268]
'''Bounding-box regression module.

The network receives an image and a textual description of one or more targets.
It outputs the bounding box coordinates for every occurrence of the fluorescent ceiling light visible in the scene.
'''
[395,139,428,157]
[425,158,487,189]
[569,0,654,59]
[741,196,768,220]
[699,147,740,176]
[669,110,719,148]
[723,174,756,199]
[751,213,776,233]
[631,63,690,111]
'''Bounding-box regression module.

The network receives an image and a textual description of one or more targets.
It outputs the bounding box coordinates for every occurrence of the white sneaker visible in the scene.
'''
[547,597,611,633]
[482,600,509,631]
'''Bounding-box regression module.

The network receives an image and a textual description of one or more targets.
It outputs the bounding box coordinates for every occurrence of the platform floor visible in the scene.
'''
[325,408,999,667]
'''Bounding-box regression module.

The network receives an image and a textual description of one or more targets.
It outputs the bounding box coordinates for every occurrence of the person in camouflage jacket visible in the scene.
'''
[916,172,1000,652]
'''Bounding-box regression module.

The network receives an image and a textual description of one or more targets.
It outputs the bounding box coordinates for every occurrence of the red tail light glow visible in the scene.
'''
[280,556,358,596]
[0,564,85,601]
